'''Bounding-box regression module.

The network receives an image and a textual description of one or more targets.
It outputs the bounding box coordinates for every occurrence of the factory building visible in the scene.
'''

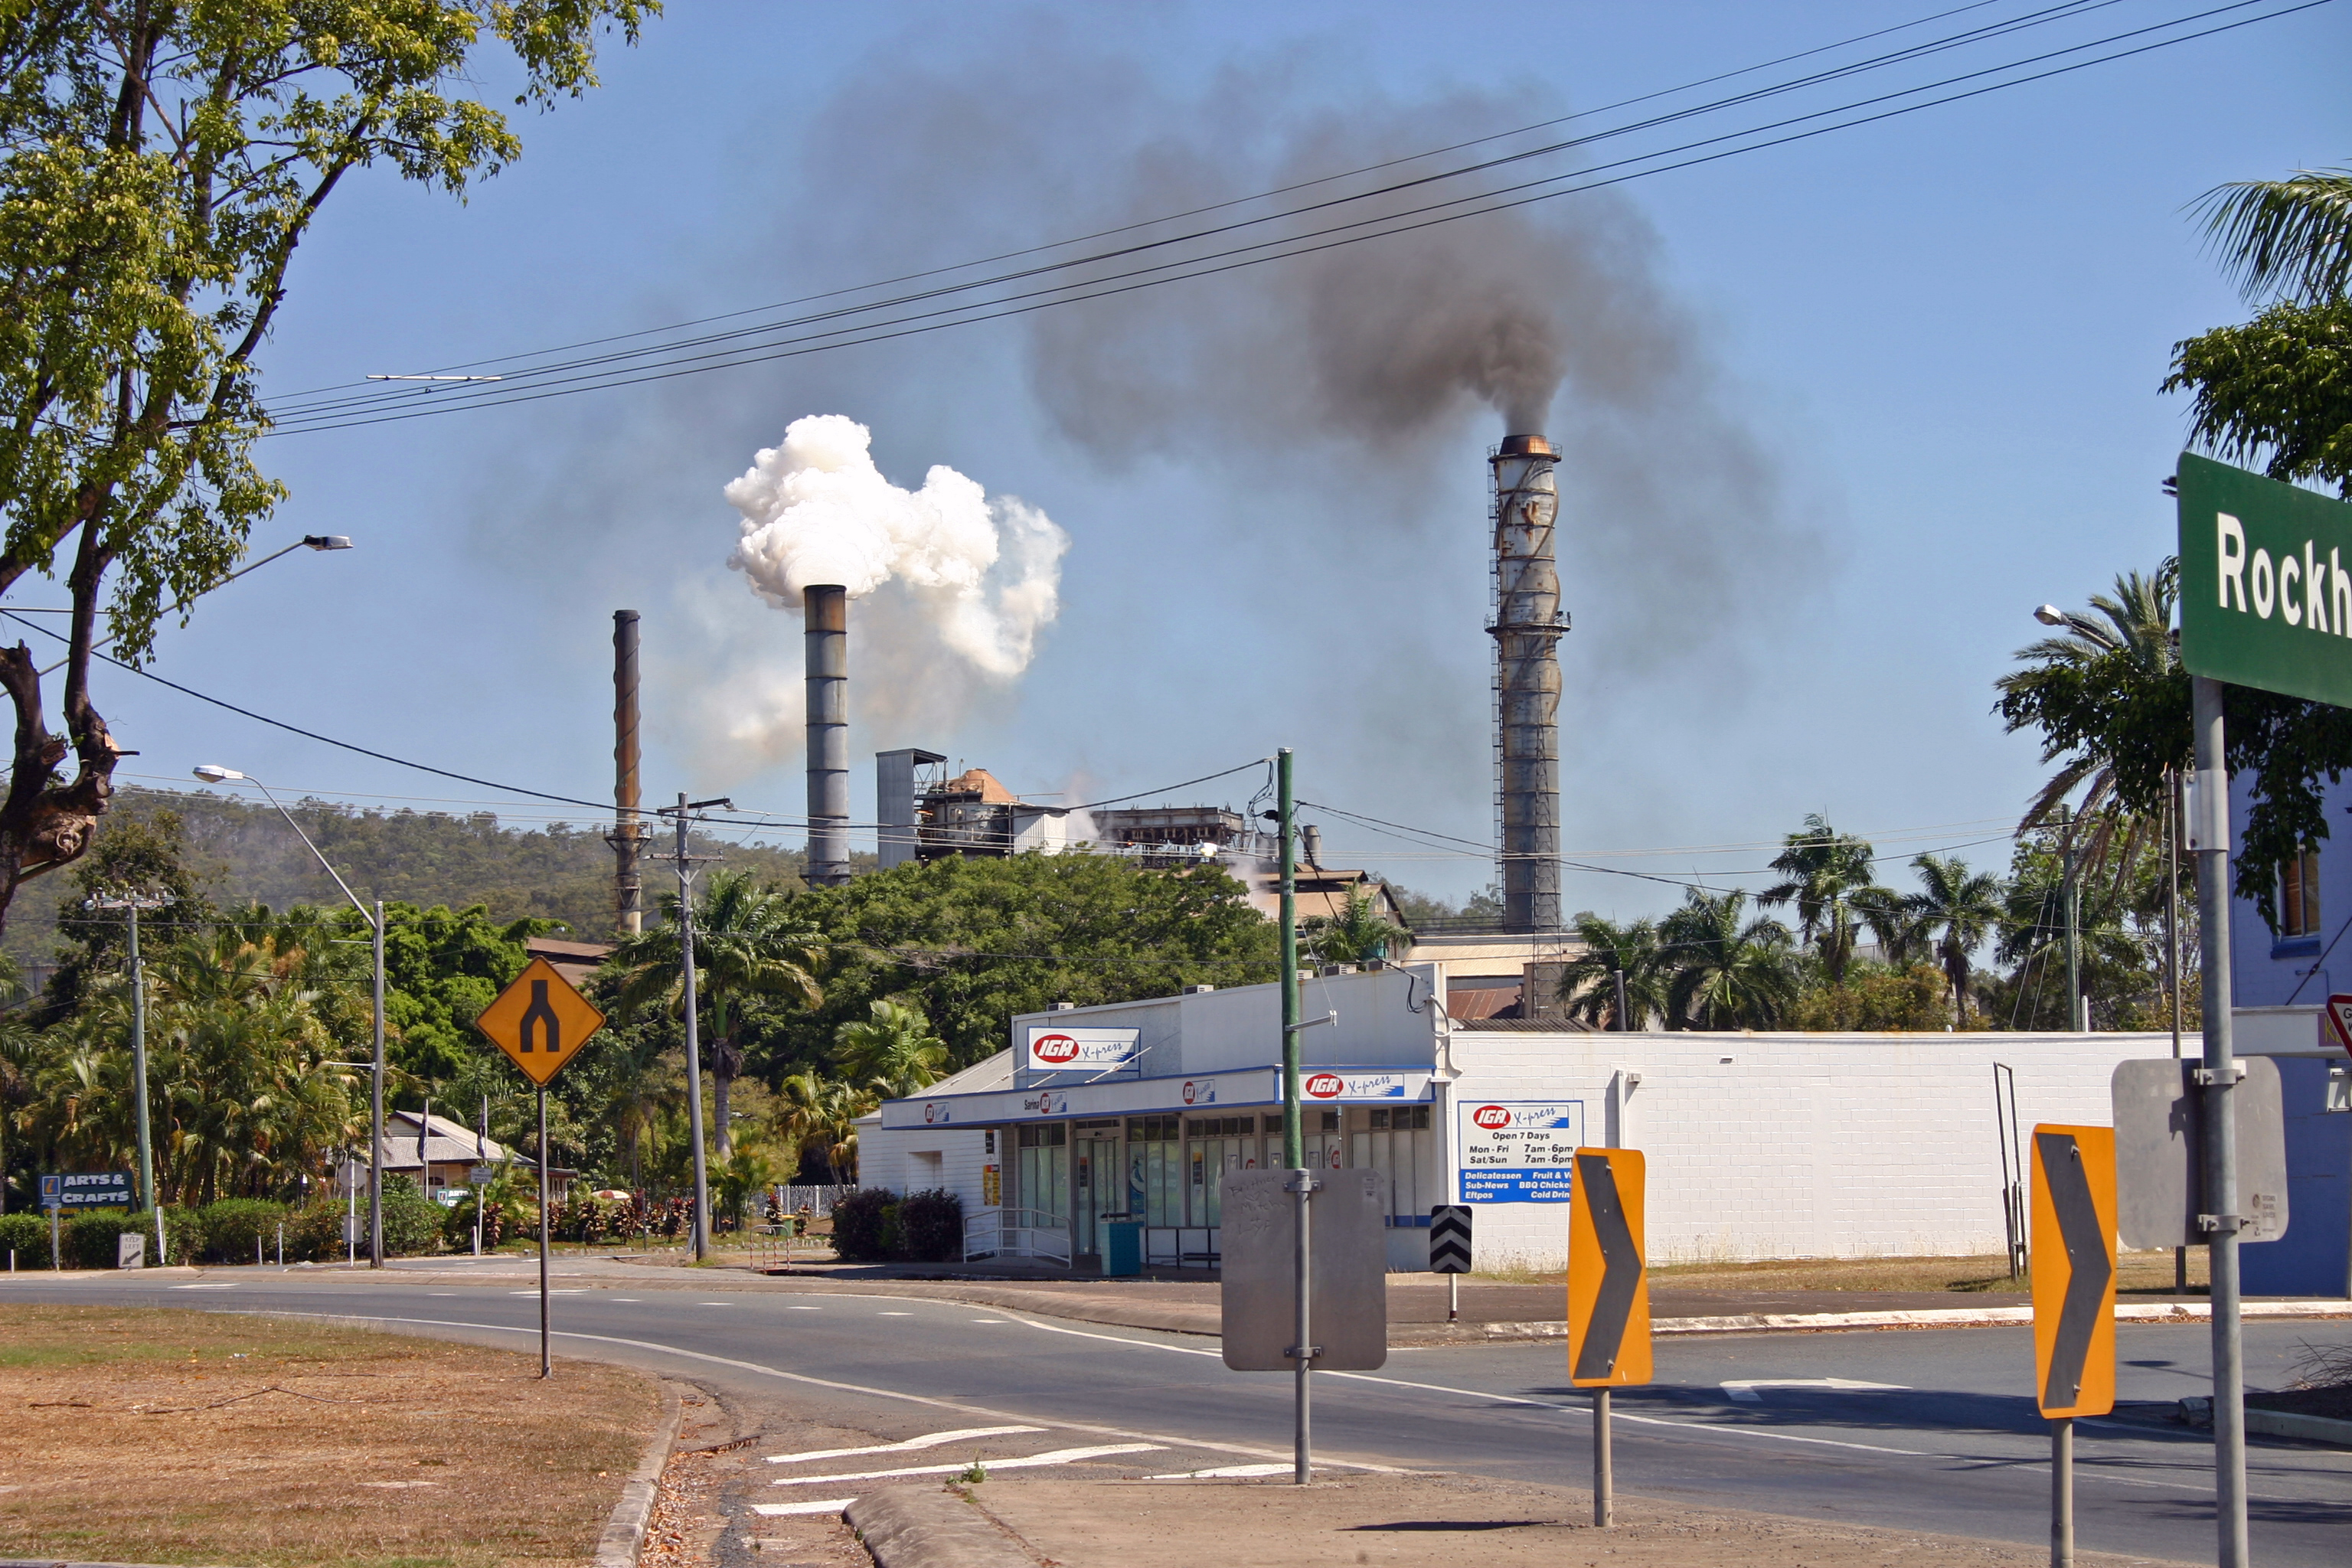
[862,965,2182,1273]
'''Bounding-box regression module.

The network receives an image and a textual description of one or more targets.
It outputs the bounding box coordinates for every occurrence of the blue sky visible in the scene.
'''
[31,1,2350,918]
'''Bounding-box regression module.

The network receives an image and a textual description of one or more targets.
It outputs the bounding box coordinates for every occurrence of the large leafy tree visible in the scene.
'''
[611,870,823,1159]
[2158,166,2352,922]
[1756,815,1883,985]
[0,2,653,936]
[832,999,949,1101]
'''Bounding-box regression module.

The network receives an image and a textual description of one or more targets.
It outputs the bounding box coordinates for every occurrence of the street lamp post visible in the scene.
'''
[193,765,387,1267]
[84,890,172,1263]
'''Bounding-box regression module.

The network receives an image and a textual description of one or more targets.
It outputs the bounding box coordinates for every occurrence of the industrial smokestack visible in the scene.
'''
[611,610,644,936]
[1489,434,1564,933]
[804,584,851,887]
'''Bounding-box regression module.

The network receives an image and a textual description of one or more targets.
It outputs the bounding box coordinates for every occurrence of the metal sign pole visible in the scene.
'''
[1274,747,1309,1484]
[537,1084,551,1378]
[1292,1166,1313,1484]
[2051,1416,2074,1567]
[1592,1387,1612,1527]
[2190,674,2247,1567]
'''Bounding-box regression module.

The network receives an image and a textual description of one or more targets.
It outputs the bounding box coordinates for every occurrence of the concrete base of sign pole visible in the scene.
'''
[1593,1387,1613,1528]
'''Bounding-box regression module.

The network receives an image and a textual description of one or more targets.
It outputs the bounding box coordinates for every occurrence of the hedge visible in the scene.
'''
[828,1187,962,1263]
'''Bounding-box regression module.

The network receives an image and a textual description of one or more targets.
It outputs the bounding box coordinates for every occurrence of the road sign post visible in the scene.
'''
[2030,1125,2115,1568]
[1567,1148,1648,1528]
[1429,1205,1471,1321]
[476,959,606,1378]
[2173,452,2352,1567]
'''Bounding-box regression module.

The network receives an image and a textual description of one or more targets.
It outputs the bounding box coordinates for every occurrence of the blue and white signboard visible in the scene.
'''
[40,1171,135,1211]
[1456,1100,1584,1202]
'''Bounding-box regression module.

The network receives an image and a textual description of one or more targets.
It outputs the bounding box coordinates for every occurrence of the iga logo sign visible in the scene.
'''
[1473,1104,1513,1130]
[1305,1073,1345,1099]
[1023,1024,1141,1072]
[1182,1079,1216,1106]
[1302,1071,1411,1099]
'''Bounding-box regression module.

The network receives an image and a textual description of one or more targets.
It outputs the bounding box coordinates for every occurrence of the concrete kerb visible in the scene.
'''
[1477,1299,2352,1339]
[845,1487,1035,1568]
[593,1380,686,1568]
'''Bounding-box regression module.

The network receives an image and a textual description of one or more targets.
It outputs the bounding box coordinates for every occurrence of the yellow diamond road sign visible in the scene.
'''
[476,958,606,1086]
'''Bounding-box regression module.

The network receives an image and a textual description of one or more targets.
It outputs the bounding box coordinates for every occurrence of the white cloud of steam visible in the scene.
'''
[703,414,1069,771]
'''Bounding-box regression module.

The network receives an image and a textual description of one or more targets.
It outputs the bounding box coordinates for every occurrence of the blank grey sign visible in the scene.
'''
[2112,1056,2288,1250]
[1220,1168,1388,1371]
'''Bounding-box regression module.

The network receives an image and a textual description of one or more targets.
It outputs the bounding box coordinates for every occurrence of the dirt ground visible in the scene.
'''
[0,1305,662,1568]
[956,1472,2191,1567]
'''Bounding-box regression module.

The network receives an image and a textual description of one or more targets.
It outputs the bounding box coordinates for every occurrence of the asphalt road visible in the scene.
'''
[5,1264,2347,1566]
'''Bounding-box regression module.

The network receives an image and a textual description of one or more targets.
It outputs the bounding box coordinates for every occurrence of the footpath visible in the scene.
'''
[840,1472,2186,1568]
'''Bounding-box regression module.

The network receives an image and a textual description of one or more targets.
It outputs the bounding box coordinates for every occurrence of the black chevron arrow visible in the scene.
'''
[2037,1130,2112,1410]
[1573,1154,1643,1380]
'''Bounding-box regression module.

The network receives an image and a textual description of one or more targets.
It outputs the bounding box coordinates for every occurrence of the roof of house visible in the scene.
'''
[1444,986,1523,1021]
[526,935,612,988]
[366,1109,573,1173]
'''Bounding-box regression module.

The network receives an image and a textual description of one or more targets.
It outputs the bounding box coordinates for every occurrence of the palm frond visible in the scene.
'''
[2193,168,2352,306]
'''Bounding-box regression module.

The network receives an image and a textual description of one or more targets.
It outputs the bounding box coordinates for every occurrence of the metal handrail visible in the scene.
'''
[964,1207,1072,1265]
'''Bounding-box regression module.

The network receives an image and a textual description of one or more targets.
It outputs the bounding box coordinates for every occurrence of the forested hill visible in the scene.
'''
[2,787,819,964]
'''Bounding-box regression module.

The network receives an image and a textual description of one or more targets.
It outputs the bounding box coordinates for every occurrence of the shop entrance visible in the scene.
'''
[1072,1120,1122,1258]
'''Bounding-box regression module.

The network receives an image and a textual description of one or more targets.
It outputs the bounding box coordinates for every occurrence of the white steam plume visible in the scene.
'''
[725,413,1066,676]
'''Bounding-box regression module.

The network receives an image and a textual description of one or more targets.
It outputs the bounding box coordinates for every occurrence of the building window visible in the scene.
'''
[2280,848,2321,938]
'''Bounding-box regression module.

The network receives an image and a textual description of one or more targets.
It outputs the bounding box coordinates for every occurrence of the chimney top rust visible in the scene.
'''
[1496,433,1554,459]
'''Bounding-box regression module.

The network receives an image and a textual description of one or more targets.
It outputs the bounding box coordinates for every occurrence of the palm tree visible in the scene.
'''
[610,871,823,1158]
[1554,914,1667,1029]
[1659,890,1798,1031]
[1994,567,2184,894]
[1905,854,2007,1024]
[2193,167,2352,309]
[775,1070,870,1185]
[1300,887,1413,966]
[833,1000,949,1100]
[1757,815,1885,984]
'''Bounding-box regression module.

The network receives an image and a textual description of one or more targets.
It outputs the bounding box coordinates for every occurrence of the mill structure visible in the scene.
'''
[1489,434,1566,933]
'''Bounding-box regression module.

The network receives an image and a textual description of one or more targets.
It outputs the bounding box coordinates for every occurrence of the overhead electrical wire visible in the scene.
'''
[259,0,2323,435]
[263,0,2034,406]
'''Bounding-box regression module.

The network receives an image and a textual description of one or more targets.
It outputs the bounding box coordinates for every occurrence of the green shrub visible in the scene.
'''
[0,1210,52,1267]
[379,1175,444,1258]
[283,1200,351,1263]
[197,1199,289,1263]
[896,1189,963,1263]
[62,1210,149,1269]
[828,1187,895,1262]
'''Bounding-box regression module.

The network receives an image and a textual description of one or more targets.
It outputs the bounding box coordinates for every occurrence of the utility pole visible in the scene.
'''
[372,900,385,1268]
[86,890,172,1263]
[659,792,730,1262]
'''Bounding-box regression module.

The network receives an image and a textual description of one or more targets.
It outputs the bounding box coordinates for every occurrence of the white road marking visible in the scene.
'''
[240,1310,1391,1473]
[770,1442,1162,1486]
[874,1311,912,1316]
[750,1498,857,1517]
[170,1283,236,1290]
[609,1297,639,1302]
[509,1289,585,1295]
[971,1318,1007,1324]
[428,1292,457,1297]
[697,1301,733,1307]
[1723,1378,1909,1403]
[766,1426,1045,1465]
[1148,1463,1294,1478]
[782,1305,820,1312]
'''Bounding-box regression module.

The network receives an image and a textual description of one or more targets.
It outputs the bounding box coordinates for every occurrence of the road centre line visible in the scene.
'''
[770,1442,1164,1486]
[767,1426,1046,1465]
[230,1309,1361,1472]
[986,1308,1933,1455]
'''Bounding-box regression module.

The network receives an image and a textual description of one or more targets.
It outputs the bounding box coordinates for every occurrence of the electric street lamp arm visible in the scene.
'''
[38,535,352,677]
[193,766,373,929]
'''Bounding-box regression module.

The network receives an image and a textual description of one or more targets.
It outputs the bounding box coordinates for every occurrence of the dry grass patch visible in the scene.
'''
[0,1305,661,1568]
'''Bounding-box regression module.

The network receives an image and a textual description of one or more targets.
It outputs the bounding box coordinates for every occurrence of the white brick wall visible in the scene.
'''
[862,1123,992,1210]
[1443,1028,2174,1269]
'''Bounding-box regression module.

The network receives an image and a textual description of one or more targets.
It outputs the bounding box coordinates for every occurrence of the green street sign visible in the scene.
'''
[2177,452,2352,707]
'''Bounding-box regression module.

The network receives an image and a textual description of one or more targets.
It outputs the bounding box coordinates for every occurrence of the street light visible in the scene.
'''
[38,534,354,677]
[193,764,387,1266]
[2029,606,2086,1029]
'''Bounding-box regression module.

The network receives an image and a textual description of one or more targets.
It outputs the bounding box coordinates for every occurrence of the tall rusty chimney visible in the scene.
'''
[610,609,644,935]
[1488,435,1565,933]
[804,584,851,887]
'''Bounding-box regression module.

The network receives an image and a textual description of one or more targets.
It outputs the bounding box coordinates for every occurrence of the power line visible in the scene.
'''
[259,0,2315,435]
